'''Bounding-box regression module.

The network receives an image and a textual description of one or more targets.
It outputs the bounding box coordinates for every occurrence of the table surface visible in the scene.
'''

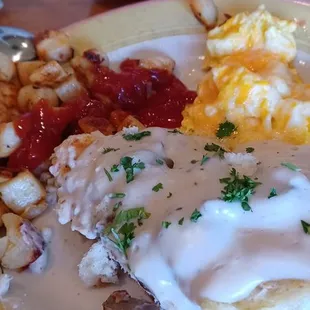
[0,0,145,34]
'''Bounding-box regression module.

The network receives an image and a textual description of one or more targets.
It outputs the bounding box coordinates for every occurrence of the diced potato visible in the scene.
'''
[109,109,130,128]
[0,122,21,158]
[1,213,45,269]
[17,61,46,86]
[61,62,75,75]
[71,56,95,86]
[0,201,10,227]
[17,85,59,112]
[29,60,68,87]
[35,30,73,63]
[0,52,16,82]
[188,0,218,28]
[139,56,176,74]
[0,168,15,184]
[0,170,47,219]
[20,200,47,220]
[54,75,86,102]
[78,117,115,135]
[71,50,109,87]
[0,237,8,260]
[83,49,109,67]
[117,115,145,131]
[0,82,18,109]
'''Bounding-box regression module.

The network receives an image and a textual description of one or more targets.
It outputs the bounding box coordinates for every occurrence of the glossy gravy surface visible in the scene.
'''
[51,128,310,309]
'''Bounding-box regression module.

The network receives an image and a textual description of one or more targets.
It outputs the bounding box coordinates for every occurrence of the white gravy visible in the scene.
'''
[51,127,310,309]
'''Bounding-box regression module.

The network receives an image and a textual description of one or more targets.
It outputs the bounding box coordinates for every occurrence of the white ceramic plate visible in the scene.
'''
[7,1,310,309]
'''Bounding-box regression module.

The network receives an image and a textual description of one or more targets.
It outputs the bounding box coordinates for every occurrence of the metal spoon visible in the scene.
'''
[0,26,36,62]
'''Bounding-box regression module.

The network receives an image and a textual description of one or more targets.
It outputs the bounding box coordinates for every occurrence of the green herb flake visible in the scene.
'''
[168,129,183,134]
[123,131,151,141]
[178,217,184,225]
[120,156,145,183]
[113,201,122,211]
[156,159,164,165]
[201,155,210,166]
[301,220,310,234]
[152,183,163,192]
[114,207,150,226]
[110,223,136,258]
[104,168,113,182]
[246,147,255,153]
[162,221,171,229]
[104,207,150,257]
[281,162,301,172]
[204,143,227,159]
[190,209,202,222]
[110,193,126,199]
[268,188,277,199]
[167,192,172,198]
[220,168,261,212]
[216,121,237,139]
[111,164,120,173]
[102,147,120,154]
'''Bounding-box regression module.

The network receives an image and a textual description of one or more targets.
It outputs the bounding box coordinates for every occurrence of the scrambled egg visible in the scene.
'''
[181,5,310,145]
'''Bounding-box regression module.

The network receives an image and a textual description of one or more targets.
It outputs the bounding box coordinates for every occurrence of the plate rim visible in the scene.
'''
[64,0,310,54]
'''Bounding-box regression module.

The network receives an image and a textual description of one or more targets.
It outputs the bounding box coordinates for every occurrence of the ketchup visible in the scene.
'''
[91,59,196,127]
[9,100,74,171]
[9,58,196,170]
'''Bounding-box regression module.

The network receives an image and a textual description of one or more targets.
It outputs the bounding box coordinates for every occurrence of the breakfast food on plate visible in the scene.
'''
[45,3,310,310]
[189,0,218,29]
[2,0,310,309]
[0,213,45,269]
[182,5,310,146]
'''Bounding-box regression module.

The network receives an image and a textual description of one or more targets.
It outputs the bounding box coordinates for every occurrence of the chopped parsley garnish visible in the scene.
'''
[123,131,151,141]
[110,193,126,199]
[102,147,120,154]
[162,221,171,229]
[220,168,261,212]
[120,156,145,183]
[178,217,184,225]
[104,168,113,182]
[111,164,120,172]
[204,143,227,159]
[156,159,164,165]
[216,121,236,139]
[167,192,172,198]
[201,155,210,166]
[113,207,150,227]
[301,220,310,234]
[104,207,151,257]
[168,129,183,134]
[281,162,301,172]
[246,147,255,153]
[152,183,163,192]
[110,224,136,258]
[268,188,277,199]
[191,160,198,164]
[113,201,122,211]
[190,209,202,222]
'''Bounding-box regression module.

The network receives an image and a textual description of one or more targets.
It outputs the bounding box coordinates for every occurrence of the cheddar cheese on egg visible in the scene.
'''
[181,5,310,145]
[206,4,297,65]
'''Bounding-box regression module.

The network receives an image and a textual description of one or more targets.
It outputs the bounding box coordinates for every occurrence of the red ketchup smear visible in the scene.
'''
[9,100,75,171]
[92,59,197,128]
[9,59,196,170]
